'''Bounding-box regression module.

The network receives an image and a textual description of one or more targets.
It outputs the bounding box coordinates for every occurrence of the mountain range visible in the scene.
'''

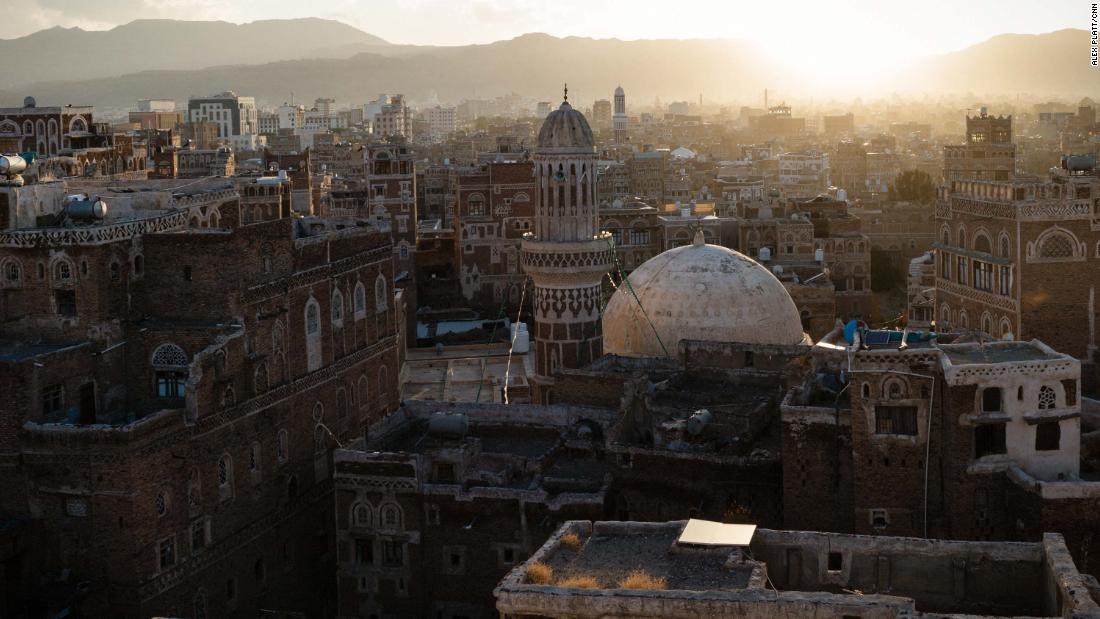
[0,20,1096,108]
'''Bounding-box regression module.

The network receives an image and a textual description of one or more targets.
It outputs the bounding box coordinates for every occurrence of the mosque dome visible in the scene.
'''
[537,101,595,151]
[614,86,625,96]
[602,231,805,357]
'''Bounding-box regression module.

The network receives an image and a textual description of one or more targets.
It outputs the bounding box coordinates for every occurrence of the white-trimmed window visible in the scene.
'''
[375,274,388,313]
[157,535,177,571]
[332,288,345,326]
[354,282,367,319]
[152,343,189,399]
[217,453,234,501]
[276,429,288,464]
[353,502,373,528]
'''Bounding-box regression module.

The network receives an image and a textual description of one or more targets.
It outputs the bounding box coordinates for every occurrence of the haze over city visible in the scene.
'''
[2,1,1100,618]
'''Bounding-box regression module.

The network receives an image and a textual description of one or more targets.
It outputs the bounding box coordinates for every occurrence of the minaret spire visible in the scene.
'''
[563,83,568,103]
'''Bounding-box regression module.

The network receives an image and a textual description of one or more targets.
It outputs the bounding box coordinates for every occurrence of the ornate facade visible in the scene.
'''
[521,92,613,403]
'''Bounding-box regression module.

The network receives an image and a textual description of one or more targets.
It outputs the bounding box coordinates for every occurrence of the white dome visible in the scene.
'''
[602,232,805,357]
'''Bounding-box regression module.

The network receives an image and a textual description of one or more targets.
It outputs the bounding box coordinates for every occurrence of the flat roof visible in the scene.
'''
[940,342,1059,365]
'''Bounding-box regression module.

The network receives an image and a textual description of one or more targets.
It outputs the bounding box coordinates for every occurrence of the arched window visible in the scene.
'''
[276,429,288,464]
[1000,234,1011,258]
[378,366,388,400]
[187,467,201,512]
[53,259,73,282]
[883,378,906,400]
[958,310,969,329]
[1038,385,1056,410]
[375,274,388,312]
[221,386,235,408]
[217,453,233,500]
[1038,231,1076,259]
[109,261,120,282]
[353,502,373,528]
[133,254,144,277]
[314,424,327,453]
[1000,317,1013,338]
[972,231,992,255]
[354,282,367,319]
[332,288,345,325]
[379,502,403,530]
[152,343,189,399]
[357,375,369,409]
[305,299,322,372]
[272,320,285,353]
[260,242,273,274]
[981,313,992,336]
[156,489,169,517]
[956,225,967,250]
[253,362,268,393]
[3,259,22,286]
[249,442,261,475]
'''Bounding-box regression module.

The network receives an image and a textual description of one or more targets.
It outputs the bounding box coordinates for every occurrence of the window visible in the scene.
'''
[314,424,327,453]
[226,577,237,605]
[875,406,917,436]
[337,389,348,420]
[354,282,367,318]
[827,552,843,571]
[276,429,288,464]
[305,299,322,372]
[3,260,20,284]
[974,424,1007,458]
[306,301,320,334]
[42,384,63,417]
[55,290,76,316]
[249,442,261,478]
[981,388,1002,413]
[187,467,202,512]
[332,288,345,325]
[110,262,120,282]
[999,266,1011,295]
[1036,421,1061,451]
[884,379,905,400]
[380,503,402,530]
[353,502,373,528]
[217,454,233,500]
[156,490,169,517]
[375,274,388,312]
[254,558,266,584]
[183,265,193,281]
[382,540,404,567]
[956,256,967,285]
[158,536,177,570]
[355,538,374,565]
[1038,232,1075,259]
[870,509,889,529]
[191,518,208,554]
[253,363,268,393]
[630,228,650,246]
[357,376,369,409]
[443,546,467,575]
[1038,385,1056,410]
[53,260,73,282]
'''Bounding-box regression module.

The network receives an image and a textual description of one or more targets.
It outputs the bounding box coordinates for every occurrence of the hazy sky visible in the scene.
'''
[8,0,1083,56]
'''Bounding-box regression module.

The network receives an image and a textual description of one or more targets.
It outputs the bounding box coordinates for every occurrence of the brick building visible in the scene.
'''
[332,402,611,618]
[0,97,97,157]
[943,108,1015,182]
[0,176,401,618]
[934,161,1100,358]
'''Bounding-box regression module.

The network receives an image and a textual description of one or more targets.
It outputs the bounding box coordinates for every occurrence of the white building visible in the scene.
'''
[777,150,829,197]
[276,104,305,131]
[187,92,257,138]
[424,106,456,142]
[138,99,175,112]
[371,94,411,139]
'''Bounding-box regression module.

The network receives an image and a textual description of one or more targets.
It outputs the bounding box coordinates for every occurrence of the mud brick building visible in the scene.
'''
[0,175,401,618]
[0,98,97,157]
[783,329,1100,576]
[934,160,1100,359]
[454,161,537,317]
[497,520,1100,618]
[332,401,612,619]
[943,109,1015,182]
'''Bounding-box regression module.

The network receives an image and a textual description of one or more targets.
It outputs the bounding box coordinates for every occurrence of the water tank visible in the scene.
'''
[686,409,713,436]
[814,248,825,262]
[428,412,468,437]
[509,322,530,353]
[0,155,27,176]
[1061,154,1095,172]
[836,188,847,202]
[758,247,772,261]
[23,96,36,109]
[64,198,108,221]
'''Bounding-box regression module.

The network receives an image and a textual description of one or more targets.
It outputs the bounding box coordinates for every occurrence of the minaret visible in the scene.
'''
[522,85,613,404]
[613,85,628,143]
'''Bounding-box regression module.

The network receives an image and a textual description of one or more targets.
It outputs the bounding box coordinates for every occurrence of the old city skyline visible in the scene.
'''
[3,1,1100,618]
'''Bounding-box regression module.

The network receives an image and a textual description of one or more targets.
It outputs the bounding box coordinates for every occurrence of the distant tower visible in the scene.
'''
[613,85,628,143]
[522,85,613,404]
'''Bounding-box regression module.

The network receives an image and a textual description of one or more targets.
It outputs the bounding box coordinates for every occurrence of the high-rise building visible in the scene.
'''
[424,105,457,142]
[521,90,613,403]
[186,91,257,139]
[592,98,612,131]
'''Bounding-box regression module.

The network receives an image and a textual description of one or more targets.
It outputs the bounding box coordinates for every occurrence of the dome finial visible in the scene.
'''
[563,83,568,103]
[693,227,705,246]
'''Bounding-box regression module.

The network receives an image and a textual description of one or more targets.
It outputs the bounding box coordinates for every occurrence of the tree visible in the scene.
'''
[887,170,936,203]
